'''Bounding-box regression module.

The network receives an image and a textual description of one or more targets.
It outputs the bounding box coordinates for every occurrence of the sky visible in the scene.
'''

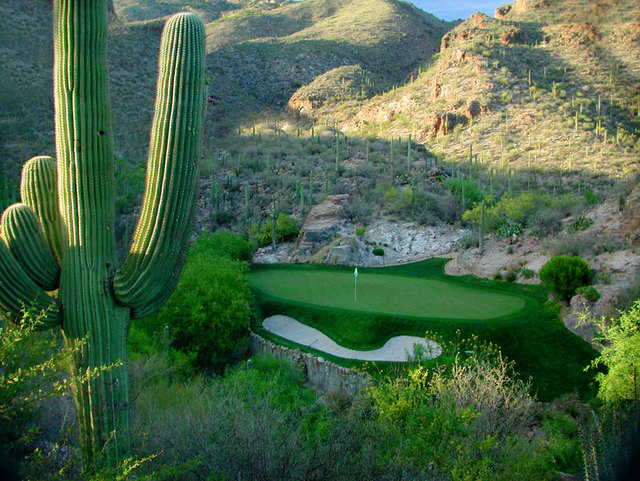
[408,1,507,21]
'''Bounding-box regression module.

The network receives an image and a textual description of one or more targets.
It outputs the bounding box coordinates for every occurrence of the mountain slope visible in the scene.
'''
[333,0,639,185]
[206,0,450,108]
[0,0,449,179]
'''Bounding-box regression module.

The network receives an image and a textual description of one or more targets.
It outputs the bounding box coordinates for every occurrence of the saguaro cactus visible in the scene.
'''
[0,1,205,471]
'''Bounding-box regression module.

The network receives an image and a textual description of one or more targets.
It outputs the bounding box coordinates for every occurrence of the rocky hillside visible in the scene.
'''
[333,0,640,184]
[1,0,638,262]
[0,0,448,180]
[205,0,449,109]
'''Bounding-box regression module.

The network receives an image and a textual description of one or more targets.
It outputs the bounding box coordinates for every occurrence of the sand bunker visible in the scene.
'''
[262,315,442,362]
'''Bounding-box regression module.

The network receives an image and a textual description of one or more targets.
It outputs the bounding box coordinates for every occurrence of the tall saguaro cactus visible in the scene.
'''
[0,0,205,471]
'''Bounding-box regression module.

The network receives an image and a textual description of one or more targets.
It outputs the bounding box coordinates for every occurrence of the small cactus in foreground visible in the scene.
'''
[0,1,205,472]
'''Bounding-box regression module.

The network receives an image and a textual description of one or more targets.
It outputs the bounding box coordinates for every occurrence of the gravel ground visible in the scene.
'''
[262,315,442,362]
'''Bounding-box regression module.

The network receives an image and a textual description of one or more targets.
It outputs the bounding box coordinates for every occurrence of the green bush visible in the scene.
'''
[504,271,518,282]
[355,226,367,238]
[588,301,640,404]
[253,213,300,247]
[463,192,537,231]
[463,192,584,235]
[520,268,536,279]
[372,247,385,256]
[444,177,485,209]
[576,285,600,302]
[188,230,254,261]
[583,190,599,205]
[0,312,70,478]
[141,234,253,373]
[539,256,592,302]
[366,354,576,480]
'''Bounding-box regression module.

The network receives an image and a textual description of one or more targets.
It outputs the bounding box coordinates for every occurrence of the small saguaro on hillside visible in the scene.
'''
[0,0,206,473]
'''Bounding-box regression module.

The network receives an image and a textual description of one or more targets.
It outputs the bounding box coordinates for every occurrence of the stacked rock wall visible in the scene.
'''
[249,332,372,394]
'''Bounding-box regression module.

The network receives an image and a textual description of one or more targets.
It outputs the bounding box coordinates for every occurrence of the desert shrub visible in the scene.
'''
[141,235,253,373]
[576,285,600,302]
[188,230,253,262]
[504,271,518,282]
[520,268,536,279]
[0,312,71,480]
[355,226,367,237]
[345,196,373,223]
[498,220,523,237]
[617,271,640,310]
[372,247,385,256]
[528,206,563,237]
[455,233,478,249]
[411,192,443,225]
[540,256,592,302]
[499,192,538,223]
[444,177,485,209]
[463,192,544,232]
[548,232,621,258]
[211,210,234,227]
[547,233,594,257]
[551,193,586,216]
[583,190,599,205]
[254,213,300,247]
[303,142,323,155]
[569,216,593,232]
[133,356,393,481]
[366,353,575,480]
[385,186,415,214]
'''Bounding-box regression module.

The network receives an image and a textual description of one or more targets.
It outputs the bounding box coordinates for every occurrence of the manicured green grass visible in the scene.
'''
[251,269,525,320]
[250,259,598,401]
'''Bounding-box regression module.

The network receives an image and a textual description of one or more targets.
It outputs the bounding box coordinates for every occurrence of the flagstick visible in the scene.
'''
[354,266,358,303]
[354,275,357,303]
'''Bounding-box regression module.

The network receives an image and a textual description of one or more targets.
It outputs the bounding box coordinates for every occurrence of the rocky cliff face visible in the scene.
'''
[495,0,552,19]
[291,194,351,262]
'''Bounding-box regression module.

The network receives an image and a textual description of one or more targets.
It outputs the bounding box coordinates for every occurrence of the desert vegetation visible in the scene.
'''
[1,0,639,479]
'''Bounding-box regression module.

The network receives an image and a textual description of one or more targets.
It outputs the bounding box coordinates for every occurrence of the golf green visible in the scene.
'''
[251,260,597,400]
[250,269,525,319]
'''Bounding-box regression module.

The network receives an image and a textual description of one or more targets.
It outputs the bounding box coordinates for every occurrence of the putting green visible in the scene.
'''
[250,269,525,320]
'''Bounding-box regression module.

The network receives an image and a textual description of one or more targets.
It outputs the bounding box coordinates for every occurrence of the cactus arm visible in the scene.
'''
[20,156,62,261]
[126,216,193,319]
[113,13,205,318]
[1,203,60,291]
[0,238,61,329]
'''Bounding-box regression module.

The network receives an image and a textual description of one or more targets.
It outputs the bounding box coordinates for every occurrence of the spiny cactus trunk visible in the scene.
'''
[65,315,131,468]
[53,1,132,468]
[0,0,204,472]
[52,1,205,470]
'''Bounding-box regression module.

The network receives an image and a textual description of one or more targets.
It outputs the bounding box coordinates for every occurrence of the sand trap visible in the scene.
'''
[262,315,442,362]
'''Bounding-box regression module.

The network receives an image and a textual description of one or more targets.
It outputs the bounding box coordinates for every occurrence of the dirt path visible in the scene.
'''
[262,315,442,362]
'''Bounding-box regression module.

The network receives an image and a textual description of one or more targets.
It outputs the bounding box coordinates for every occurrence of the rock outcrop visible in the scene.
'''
[291,194,350,262]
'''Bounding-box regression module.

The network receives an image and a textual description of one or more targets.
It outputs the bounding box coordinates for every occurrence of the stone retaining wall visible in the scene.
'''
[249,332,371,395]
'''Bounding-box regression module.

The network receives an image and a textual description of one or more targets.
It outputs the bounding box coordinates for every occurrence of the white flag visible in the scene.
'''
[354,267,358,277]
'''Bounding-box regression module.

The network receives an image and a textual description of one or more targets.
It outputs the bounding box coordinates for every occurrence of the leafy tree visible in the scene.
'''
[587,301,640,404]
[540,255,592,302]
[143,234,253,373]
